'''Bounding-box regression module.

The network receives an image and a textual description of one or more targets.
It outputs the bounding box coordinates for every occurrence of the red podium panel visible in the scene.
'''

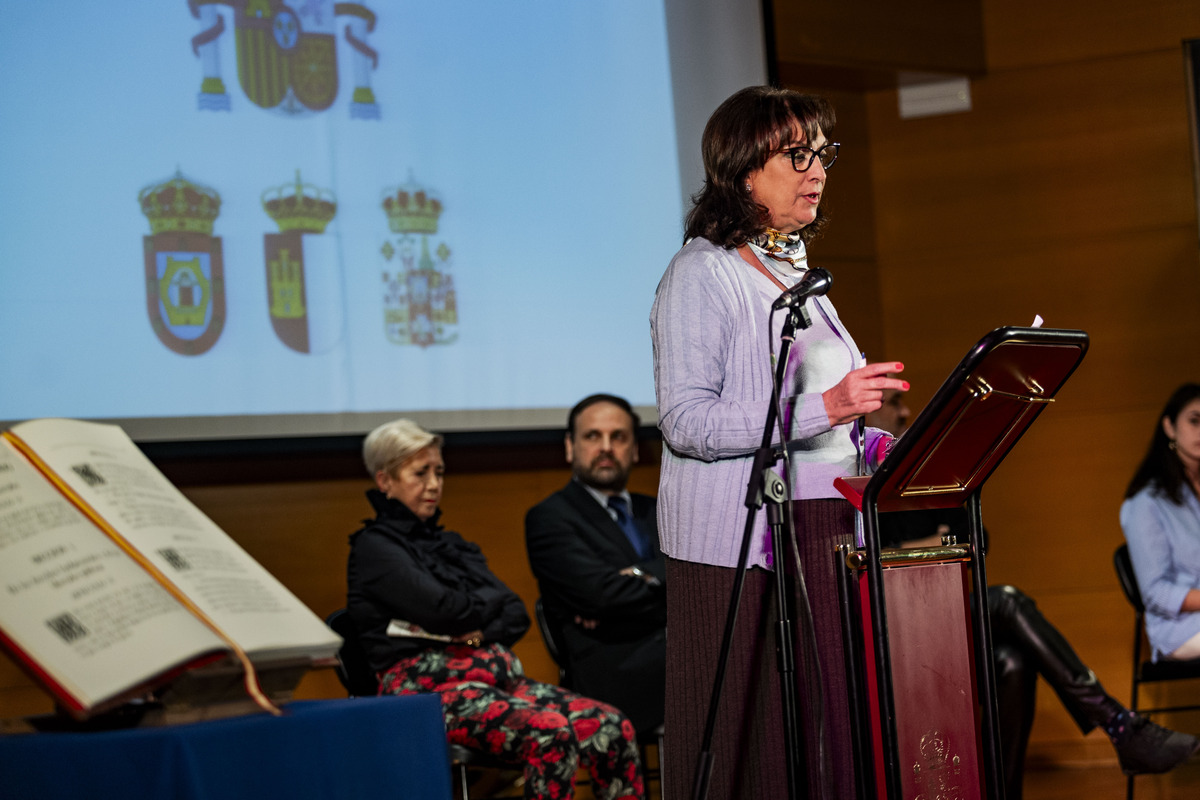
[859,559,982,800]
[836,326,1088,800]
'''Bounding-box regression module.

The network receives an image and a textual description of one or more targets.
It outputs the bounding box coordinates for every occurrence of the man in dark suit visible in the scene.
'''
[525,394,666,733]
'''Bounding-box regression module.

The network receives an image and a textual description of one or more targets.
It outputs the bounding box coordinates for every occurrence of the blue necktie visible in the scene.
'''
[608,495,650,560]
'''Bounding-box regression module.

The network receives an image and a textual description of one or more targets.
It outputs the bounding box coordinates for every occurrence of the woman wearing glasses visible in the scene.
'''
[650,86,906,799]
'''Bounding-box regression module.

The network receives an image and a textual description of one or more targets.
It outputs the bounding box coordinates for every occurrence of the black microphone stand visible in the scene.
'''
[691,301,814,800]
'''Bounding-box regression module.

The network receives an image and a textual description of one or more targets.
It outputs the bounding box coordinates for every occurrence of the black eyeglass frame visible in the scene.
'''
[780,142,840,173]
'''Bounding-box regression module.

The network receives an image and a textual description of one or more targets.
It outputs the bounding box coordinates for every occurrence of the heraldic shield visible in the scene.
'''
[262,170,343,354]
[139,172,226,356]
[263,230,345,353]
[189,0,380,118]
[144,234,226,356]
[382,237,457,348]
[235,0,337,114]
[380,173,459,348]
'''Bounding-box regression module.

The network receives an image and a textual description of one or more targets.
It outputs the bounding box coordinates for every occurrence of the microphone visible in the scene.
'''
[771,267,832,310]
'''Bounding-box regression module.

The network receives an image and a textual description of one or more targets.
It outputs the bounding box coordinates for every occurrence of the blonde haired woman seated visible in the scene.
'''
[347,419,644,800]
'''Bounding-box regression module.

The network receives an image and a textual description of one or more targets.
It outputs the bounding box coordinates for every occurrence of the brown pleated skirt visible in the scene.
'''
[663,499,856,800]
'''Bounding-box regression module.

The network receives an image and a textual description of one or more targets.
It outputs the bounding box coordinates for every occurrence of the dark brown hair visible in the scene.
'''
[1125,383,1200,504]
[683,86,836,249]
[567,393,639,439]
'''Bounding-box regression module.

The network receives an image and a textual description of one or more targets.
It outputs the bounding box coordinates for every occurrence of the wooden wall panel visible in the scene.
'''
[876,228,1200,420]
[802,89,886,362]
[816,256,885,364]
[870,50,1197,258]
[983,0,1200,69]
[774,0,985,76]
[813,90,877,262]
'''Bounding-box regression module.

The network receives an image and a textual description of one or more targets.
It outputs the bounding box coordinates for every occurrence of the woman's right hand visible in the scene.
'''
[823,362,908,427]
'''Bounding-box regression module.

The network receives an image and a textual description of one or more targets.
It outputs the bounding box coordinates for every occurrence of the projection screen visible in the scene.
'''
[0,0,766,442]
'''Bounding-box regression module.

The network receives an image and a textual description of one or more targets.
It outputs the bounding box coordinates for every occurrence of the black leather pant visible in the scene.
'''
[988,584,1123,800]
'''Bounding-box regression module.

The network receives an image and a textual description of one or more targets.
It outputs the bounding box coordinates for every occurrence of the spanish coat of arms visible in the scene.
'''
[187,0,380,119]
[380,174,458,348]
[139,171,227,356]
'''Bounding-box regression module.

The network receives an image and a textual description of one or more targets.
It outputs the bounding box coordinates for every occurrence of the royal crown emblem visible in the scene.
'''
[187,0,380,119]
[262,169,337,233]
[383,177,443,236]
[380,173,457,347]
[139,170,227,355]
[261,170,344,353]
[140,170,222,235]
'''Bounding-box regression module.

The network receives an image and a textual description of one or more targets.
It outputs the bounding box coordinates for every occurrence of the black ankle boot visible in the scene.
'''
[1106,710,1200,775]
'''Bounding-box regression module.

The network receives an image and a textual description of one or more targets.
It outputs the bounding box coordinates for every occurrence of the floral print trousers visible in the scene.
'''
[379,643,644,800]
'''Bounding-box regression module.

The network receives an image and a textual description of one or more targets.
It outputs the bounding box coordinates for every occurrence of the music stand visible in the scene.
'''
[834,325,1089,800]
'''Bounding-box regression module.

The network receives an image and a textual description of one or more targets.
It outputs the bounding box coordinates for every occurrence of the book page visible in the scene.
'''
[0,439,227,711]
[8,419,340,663]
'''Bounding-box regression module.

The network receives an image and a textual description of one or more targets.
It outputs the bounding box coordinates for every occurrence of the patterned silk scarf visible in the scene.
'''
[748,228,808,273]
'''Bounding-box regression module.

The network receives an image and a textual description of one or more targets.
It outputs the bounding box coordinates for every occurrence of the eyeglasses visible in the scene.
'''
[780,143,840,172]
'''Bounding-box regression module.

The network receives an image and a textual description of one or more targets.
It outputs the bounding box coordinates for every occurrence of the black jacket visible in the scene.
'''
[524,480,666,731]
[347,490,530,673]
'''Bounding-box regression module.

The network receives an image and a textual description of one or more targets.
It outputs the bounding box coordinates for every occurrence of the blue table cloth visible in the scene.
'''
[0,695,451,800]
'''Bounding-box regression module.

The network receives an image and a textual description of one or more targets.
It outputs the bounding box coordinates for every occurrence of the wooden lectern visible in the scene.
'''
[834,326,1089,800]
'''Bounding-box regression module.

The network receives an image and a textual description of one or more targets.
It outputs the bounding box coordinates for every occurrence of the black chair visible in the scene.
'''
[324,609,511,800]
[534,597,572,688]
[1112,545,1200,799]
[534,598,665,796]
[325,608,380,697]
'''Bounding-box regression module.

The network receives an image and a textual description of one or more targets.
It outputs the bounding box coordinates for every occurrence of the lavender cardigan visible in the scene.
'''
[650,237,884,568]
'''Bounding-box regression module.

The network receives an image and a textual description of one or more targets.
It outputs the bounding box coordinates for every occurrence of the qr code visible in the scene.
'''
[158,547,190,571]
[70,463,106,487]
[46,613,88,644]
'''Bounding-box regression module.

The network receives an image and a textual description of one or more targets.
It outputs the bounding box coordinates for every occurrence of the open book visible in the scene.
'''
[0,418,342,721]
